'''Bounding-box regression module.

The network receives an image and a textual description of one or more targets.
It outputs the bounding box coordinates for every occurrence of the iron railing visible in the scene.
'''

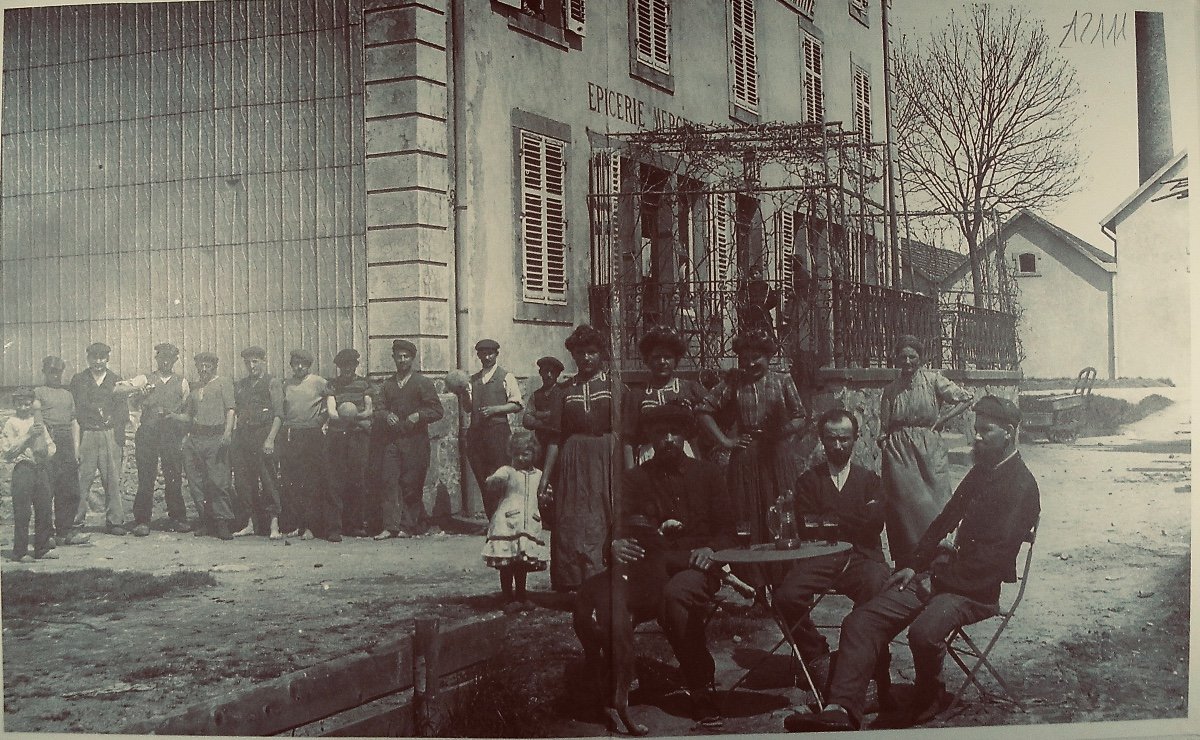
[829,279,941,369]
[590,278,1018,372]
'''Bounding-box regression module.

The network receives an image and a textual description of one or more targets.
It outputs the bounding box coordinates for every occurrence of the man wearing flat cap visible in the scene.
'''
[279,348,335,541]
[787,395,1040,732]
[599,401,736,725]
[70,342,131,536]
[35,356,90,545]
[177,352,237,540]
[232,346,284,540]
[325,348,374,538]
[522,356,565,467]
[114,342,191,535]
[451,339,523,520]
[372,339,444,539]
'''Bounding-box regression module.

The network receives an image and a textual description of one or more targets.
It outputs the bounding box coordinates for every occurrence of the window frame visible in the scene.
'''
[1015,252,1040,276]
[849,0,869,27]
[512,111,573,322]
[629,0,674,92]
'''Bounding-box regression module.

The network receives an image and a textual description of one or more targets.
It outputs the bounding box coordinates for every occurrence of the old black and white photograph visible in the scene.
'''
[0,0,1194,736]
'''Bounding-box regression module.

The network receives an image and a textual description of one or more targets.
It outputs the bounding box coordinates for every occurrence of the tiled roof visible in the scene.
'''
[901,238,966,282]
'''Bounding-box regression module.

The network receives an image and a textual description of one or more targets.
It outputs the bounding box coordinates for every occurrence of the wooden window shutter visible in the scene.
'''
[520,131,568,305]
[589,149,621,287]
[635,0,671,73]
[853,66,871,141]
[729,0,759,113]
[803,34,824,123]
[566,0,586,36]
[706,191,733,284]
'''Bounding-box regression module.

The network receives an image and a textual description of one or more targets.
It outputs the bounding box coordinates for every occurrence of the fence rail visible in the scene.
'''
[122,616,506,737]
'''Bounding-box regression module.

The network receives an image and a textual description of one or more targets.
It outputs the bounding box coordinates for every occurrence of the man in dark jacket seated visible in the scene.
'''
[576,401,736,728]
[774,408,890,690]
[786,395,1040,731]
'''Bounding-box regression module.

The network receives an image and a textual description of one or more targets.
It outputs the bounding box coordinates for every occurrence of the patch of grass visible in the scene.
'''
[441,660,561,738]
[2,568,217,619]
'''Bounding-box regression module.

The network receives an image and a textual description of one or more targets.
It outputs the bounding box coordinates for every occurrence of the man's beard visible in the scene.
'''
[972,443,1003,466]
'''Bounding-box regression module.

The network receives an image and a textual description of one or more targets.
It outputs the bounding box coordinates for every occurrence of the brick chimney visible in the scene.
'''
[1134,11,1173,184]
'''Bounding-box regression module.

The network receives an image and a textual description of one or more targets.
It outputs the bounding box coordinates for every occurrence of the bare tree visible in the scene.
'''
[894,3,1084,305]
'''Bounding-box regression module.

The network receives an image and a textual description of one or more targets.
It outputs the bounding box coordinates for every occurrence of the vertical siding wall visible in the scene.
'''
[0,0,368,384]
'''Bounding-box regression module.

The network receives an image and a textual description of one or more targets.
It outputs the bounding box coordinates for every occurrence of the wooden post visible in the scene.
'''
[413,618,442,736]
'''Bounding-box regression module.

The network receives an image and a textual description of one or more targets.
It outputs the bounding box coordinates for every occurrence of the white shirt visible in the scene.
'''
[828,461,851,492]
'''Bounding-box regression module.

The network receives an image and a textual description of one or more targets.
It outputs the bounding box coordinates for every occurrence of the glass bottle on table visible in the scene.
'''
[768,489,800,550]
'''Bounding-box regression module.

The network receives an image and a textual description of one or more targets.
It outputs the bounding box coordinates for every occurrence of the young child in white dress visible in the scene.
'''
[482,430,549,610]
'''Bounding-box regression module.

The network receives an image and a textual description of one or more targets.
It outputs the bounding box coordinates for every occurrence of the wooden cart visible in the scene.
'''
[1018,367,1097,443]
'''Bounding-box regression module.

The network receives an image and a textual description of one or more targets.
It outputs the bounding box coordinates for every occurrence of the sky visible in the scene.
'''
[893,0,1199,252]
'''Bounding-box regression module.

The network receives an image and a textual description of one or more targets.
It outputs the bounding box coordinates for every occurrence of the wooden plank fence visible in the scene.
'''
[123,615,507,737]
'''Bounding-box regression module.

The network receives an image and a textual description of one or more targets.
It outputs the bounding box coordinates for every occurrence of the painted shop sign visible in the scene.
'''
[586,82,696,130]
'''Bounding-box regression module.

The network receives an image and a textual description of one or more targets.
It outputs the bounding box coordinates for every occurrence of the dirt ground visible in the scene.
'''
[0,386,1191,736]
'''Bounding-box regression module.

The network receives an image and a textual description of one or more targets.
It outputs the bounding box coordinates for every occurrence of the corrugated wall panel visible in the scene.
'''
[1,0,366,383]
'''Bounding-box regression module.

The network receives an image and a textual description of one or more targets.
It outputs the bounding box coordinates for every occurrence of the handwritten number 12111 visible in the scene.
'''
[1059,11,1128,48]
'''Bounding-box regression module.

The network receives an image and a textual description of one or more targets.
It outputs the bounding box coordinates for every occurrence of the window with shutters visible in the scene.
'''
[630,0,672,90]
[728,0,760,121]
[802,33,824,124]
[852,65,871,142]
[849,0,869,26]
[519,130,568,305]
[706,192,733,285]
[498,0,585,47]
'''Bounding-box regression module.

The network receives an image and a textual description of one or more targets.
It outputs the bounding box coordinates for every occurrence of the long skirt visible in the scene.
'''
[550,433,615,591]
[881,426,951,564]
[728,438,803,546]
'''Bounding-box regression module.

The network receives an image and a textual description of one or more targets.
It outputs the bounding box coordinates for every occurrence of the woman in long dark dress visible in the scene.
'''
[627,325,708,465]
[878,334,974,564]
[536,325,628,592]
[696,329,808,544]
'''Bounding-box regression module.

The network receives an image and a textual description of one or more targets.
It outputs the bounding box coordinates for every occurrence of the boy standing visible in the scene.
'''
[3,388,59,561]
[278,349,334,541]
[232,346,283,539]
[178,352,237,540]
[34,356,90,545]
[326,348,374,538]
[454,339,523,519]
[115,342,192,535]
[372,339,444,539]
[522,355,564,468]
[70,342,130,536]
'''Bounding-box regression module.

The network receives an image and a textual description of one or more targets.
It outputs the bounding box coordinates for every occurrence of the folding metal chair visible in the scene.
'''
[944,519,1039,713]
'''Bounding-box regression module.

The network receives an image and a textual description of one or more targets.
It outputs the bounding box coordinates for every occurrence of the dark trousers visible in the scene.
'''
[467,423,510,519]
[774,550,891,665]
[278,427,334,535]
[328,429,369,533]
[377,434,431,534]
[590,555,722,690]
[182,434,235,523]
[46,427,79,538]
[827,580,998,725]
[12,461,53,558]
[132,423,187,525]
[232,424,281,532]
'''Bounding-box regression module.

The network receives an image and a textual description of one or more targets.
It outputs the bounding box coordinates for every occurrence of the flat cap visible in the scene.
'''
[240,346,267,360]
[154,342,179,357]
[11,387,35,402]
[536,355,565,374]
[194,351,220,365]
[639,401,695,433]
[334,348,360,366]
[474,339,500,352]
[290,348,315,365]
[86,342,111,357]
[42,355,65,372]
[973,395,1020,426]
[392,339,417,355]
